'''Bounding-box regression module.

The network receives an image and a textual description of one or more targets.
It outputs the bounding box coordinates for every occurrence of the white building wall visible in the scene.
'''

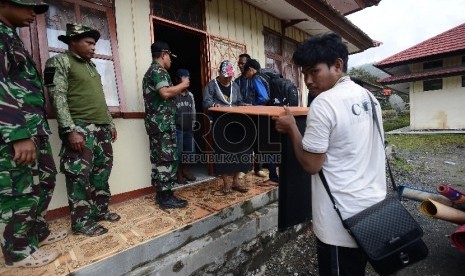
[410,56,465,130]
[48,0,153,210]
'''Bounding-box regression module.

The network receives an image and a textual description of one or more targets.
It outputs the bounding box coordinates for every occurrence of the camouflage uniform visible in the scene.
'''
[44,48,115,231]
[0,21,57,263]
[142,61,178,192]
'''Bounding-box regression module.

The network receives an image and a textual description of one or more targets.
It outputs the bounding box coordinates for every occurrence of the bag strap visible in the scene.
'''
[318,90,398,228]
[368,92,397,193]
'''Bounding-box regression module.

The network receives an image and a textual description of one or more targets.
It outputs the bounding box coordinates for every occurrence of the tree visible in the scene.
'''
[348,67,379,85]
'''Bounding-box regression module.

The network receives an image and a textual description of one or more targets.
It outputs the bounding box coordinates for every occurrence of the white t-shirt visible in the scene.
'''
[302,76,386,248]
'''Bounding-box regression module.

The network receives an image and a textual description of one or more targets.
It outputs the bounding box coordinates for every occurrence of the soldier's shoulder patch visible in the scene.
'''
[44,67,56,86]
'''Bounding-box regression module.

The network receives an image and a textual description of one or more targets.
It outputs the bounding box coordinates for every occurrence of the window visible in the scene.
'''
[423,60,443,70]
[38,0,124,112]
[462,76,465,87]
[423,79,443,91]
[462,56,465,65]
[263,30,300,89]
[152,0,204,30]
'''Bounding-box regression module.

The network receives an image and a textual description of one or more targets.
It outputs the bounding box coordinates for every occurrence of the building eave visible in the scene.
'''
[378,65,465,85]
[244,0,379,53]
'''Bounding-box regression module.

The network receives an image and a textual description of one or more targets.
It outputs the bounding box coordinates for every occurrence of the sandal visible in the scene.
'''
[222,187,232,195]
[177,176,187,184]
[73,223,108,237]
[183,173,196,181]
[6,248,59,268]
[231,184,249,193]
[259,179,279,186]
[39,230,68,246]
[96,212,121,222]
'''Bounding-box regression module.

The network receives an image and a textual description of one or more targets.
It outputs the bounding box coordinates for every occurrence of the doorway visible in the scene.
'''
[152,21,204,113]
[152,21,211,179]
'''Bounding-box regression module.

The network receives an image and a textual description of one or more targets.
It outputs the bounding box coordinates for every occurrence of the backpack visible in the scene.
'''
[258,68,299,106]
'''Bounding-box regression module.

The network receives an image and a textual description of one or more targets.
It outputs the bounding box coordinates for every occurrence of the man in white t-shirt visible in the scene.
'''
[274,33,386,275]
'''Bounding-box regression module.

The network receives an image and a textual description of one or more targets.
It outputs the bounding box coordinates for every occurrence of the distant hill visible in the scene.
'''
[351,63,390,79]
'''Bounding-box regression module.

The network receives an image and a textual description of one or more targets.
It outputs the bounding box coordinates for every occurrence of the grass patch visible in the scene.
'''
[383,111,410,132]
[391,155,414,172]
[386,134,465,153]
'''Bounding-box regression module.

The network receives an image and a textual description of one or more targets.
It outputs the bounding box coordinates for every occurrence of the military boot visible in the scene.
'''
[156,190,187,209]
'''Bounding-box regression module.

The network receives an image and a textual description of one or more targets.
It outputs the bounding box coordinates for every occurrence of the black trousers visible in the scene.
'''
[316,238,367,276]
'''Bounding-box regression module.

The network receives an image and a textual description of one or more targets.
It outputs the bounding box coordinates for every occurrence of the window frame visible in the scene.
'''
[263,28,303,104]
[461,75,465,88]
[35,0,125,116]
[423,60,443,70]
[423,78,443,91]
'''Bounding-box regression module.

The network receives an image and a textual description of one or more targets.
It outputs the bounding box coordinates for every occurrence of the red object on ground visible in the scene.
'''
[451,224,465,252]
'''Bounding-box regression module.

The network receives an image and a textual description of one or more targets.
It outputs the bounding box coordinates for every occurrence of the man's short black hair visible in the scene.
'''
[239,53,251,60]
[243,59,261,72]
[293,33,349,73]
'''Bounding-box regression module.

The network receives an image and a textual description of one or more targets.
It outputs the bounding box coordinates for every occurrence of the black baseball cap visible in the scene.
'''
[151,41,177,58]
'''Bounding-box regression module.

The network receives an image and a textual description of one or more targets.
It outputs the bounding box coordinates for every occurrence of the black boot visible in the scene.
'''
[156,190,187,209]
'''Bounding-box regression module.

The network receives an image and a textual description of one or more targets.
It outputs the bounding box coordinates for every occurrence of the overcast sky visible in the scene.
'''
[346,0,465,68]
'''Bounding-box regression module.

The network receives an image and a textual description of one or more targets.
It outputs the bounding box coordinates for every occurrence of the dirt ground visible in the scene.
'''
[246,137,465,276]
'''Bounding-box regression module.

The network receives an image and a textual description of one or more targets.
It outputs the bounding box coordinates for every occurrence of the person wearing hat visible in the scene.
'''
[173,69,197,184]
[202,60,244,109]
[44,23,120,237]
[202,60,249,194]
[0,0,66,268]
[142,41,190,209]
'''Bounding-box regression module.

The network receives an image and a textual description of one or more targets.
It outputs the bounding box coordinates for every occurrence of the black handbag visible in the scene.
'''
[318,93,428,276]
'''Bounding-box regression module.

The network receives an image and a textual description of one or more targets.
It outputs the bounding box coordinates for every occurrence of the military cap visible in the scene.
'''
[8,0,49,14]
[151,41,177,58]
[58,23,100,44]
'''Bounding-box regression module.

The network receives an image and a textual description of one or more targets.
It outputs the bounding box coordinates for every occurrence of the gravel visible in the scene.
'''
[246,140,465,275]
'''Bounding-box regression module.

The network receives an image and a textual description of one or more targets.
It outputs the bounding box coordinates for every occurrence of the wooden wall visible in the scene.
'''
[205,0,308,68]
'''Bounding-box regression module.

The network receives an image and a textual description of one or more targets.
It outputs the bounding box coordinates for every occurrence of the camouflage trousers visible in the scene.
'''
[149,130,178,192]
[0,136,56,264]
[60,123,113,231]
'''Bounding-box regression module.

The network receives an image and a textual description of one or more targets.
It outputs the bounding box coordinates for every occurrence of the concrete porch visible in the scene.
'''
[0,173,282,275]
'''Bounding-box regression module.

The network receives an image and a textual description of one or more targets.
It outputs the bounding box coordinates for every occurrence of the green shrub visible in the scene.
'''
[383,111,410,132]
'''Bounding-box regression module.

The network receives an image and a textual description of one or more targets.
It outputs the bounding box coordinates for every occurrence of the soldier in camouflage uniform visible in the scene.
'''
[142,41,190,209]
[0,0,68,268]
[44,23,120,237]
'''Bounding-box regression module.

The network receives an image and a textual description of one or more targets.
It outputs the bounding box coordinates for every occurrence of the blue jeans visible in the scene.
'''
[176,128,194,163]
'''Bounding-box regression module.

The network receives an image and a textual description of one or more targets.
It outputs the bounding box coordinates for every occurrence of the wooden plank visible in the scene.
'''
[226,0,236,39]
[234,0,245,44]
[209,106,309,117]
[218,0,229,37]
[255,10,265,64]
[242,2,253,55]
[262,12,270,30]
[249,6,258,58]
[206,0,220,35]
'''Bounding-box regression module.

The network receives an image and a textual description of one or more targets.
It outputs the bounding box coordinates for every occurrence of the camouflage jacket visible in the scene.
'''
[44,51,114,134]
[0,21,50,144]
[142,61,176,135]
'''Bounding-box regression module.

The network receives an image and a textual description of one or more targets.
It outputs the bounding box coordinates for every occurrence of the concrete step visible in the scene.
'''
[75,188,279,275]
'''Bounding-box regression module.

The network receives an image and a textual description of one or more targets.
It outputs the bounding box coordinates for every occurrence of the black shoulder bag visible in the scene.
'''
[318,93,428,276]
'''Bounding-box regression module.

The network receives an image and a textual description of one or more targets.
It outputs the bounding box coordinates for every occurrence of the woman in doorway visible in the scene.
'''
[203,60,249,195]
